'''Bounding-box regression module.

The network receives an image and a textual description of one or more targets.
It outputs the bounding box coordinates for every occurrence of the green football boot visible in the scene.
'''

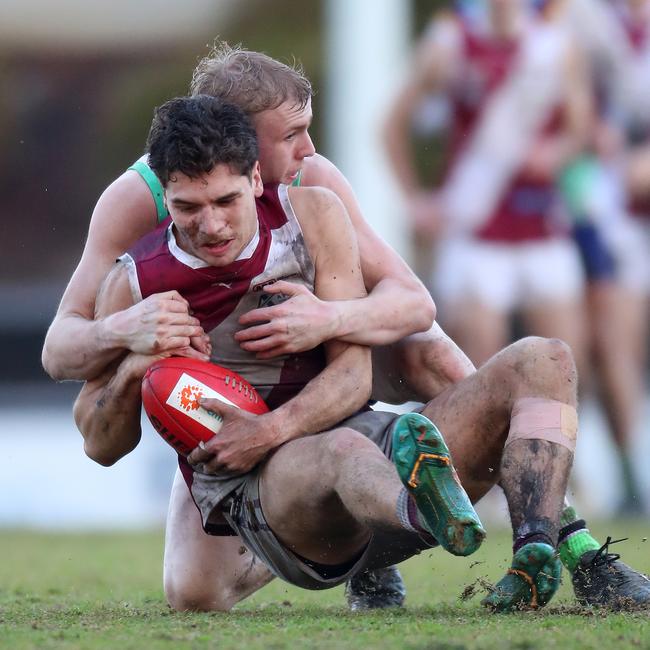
[392,412,485,556]
[482,542,562,612]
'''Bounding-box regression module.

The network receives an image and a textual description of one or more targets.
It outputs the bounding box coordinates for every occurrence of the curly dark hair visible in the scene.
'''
[190,41,312,114]
[146,95,259,186]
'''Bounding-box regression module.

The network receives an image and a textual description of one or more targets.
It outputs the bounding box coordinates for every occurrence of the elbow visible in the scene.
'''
[410,287,436,333]
[74,400,132,467]
[42,333,85,382]
[83,439,122,467]
[419,297,436,332]
[41,341,66,382]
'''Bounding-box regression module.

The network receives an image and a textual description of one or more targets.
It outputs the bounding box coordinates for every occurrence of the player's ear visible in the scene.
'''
[251,162,263,197]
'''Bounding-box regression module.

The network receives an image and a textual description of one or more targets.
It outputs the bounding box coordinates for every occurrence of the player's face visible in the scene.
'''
[165,162,263,267]
[252,99,316,185]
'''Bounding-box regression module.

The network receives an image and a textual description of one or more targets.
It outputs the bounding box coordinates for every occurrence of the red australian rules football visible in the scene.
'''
[142,357,269,456]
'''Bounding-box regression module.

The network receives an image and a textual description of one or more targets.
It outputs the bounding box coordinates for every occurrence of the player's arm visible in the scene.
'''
[41,171,207,382]
[189,187,372,474]
[383,18,457,196]
[234,19,461,355]
[236,154,436,354]
[304,154,436,340]
[271,186,372,433]
[72,263,159,466]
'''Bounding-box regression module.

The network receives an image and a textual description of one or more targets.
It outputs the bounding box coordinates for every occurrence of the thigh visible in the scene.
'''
[435,240,514,366]
[520,239,585,307]
[611,218,650,294]
[258,432,371,563]
[164,468,273,611]
[520,240,587,372]
[523,299,587,376]
[445,298,510,368]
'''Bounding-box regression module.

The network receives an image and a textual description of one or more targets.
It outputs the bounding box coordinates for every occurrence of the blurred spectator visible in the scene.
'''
[556,0,650,513]
[383,0,590,373]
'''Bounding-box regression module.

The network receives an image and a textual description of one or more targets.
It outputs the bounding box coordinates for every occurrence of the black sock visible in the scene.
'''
[513,519,556,554]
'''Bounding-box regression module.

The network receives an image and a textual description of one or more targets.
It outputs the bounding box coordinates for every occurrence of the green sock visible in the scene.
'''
[558,506,601,573]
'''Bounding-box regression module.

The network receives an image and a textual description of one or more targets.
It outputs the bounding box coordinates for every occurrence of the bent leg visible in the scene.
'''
[259,429,402,566]
[421,337,576,523]
[421,337,578,609]
[164,468,273,611]
[258,422,481,574]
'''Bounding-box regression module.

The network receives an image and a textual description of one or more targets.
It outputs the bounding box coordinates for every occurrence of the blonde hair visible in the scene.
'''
[190,41,313,115]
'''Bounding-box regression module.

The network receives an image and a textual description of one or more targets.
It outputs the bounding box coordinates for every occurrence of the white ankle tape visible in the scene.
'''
[506,397,577,452]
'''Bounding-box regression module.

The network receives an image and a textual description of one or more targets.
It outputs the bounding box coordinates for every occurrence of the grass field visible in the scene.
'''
[1,520,649,650]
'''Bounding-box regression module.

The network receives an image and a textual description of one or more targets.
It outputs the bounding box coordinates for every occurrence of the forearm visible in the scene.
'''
[270,346,372,445]
[330,277,435,346]
[43,313,127,382]
[73,356,144,466]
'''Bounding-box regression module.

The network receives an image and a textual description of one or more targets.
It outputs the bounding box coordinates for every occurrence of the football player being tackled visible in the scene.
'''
[72,95,650,612]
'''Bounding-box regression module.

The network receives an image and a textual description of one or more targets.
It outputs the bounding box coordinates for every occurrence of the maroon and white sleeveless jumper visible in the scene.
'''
[120,183,326,514]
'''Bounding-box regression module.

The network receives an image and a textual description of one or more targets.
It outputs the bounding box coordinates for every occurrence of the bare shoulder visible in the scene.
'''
[287,185,354,255]
[89,169,159,243]
[301,154,348,191]
[299,155,366,228]
[288,184,347,226]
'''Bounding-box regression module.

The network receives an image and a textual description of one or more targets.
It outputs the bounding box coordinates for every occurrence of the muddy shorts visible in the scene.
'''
[216,409,434,590]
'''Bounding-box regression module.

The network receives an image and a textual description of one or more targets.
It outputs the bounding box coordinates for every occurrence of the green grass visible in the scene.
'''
[1,521,649,649]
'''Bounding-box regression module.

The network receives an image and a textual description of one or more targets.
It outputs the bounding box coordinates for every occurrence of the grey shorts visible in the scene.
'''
[217,409,433,590]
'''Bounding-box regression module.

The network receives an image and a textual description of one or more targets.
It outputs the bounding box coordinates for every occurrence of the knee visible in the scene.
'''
[164,572,234,612]
[320,427,379,469]
[520,336,576,376]
[507,337,578,394]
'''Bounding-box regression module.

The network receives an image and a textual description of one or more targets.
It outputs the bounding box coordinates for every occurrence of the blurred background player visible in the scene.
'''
[556,0,650,513]
[383,0,590,375]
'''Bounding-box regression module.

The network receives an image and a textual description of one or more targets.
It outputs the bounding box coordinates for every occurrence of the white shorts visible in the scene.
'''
[432,237,585,313]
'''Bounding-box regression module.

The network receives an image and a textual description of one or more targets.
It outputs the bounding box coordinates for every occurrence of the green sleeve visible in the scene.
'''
[127,159,169,223]
[291,170,303,187]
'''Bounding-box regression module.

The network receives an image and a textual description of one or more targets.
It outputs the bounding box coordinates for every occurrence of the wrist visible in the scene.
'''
[325,300,346,340]
[98,312,127,351]
[263,408,296,446]
[119,354,155,384]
